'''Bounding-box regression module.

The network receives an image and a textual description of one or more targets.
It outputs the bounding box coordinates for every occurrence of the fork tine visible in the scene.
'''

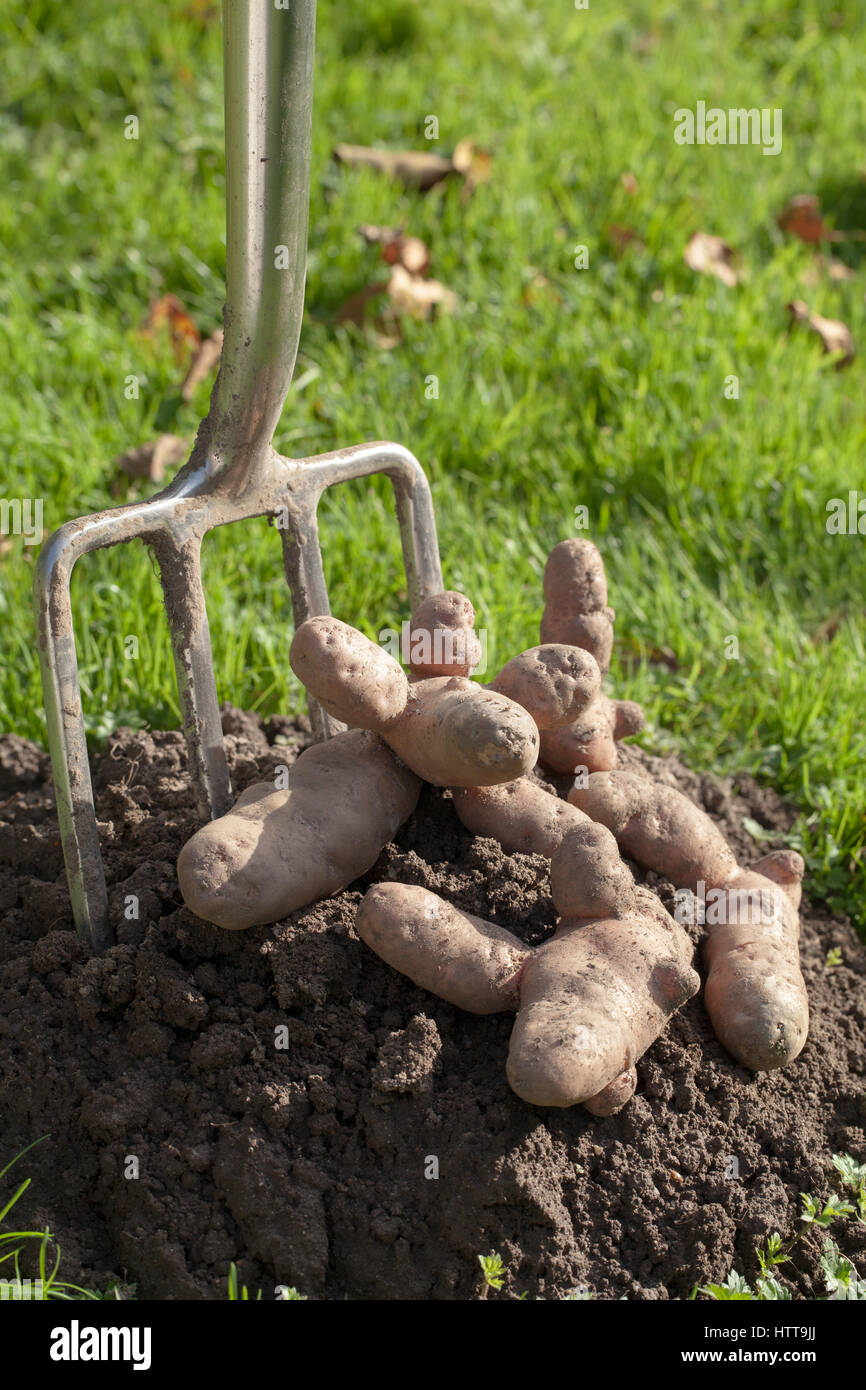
[153,532,233,820]
[34,529,111,953]
[279,509,345,740]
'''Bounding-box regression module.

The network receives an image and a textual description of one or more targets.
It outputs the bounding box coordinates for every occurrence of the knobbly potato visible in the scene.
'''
[178,730,420,929]
[355,882,529,1013]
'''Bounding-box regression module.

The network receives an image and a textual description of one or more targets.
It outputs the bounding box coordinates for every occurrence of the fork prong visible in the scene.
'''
[279,506,345,740]
[33,530,112,953]
[286,442,444,610]
[153,532,233,820]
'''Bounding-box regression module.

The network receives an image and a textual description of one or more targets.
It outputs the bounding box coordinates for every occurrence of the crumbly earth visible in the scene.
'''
[0,708,864,1301]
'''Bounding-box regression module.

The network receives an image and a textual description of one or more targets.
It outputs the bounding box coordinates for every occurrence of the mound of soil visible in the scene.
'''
[0,709,864,1300]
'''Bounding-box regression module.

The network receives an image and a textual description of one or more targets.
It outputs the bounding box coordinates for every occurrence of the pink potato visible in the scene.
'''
[355,820,698,1113]
[567,770,809,1072]
[355,882,528,1013]
[453,777,589,857]
[177,730,420,929]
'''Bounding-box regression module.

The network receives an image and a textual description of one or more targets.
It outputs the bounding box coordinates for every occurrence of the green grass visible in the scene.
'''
[1,0,865,928]
[0,1137,115,1299]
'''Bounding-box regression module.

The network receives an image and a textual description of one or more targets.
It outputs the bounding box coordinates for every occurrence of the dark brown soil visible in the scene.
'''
[0,708,864,1301]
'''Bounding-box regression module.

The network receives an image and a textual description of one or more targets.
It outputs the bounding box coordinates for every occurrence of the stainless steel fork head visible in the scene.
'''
[32,1,443,953]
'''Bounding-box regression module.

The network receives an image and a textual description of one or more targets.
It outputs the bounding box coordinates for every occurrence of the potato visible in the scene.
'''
[290,616,408,729]
[549,820,636,920]
[539,697,645,774]
[703,865,808,1071]
[407,591,481,678]
[177,730,420,929]
[383,676,540,787]
[488,644,600,730]
[506,912,699,1108]
[355,882,528,1013]
[568,772,809,1072]
[353,822,697,1113]
[540,539,616,676]
[453,777,588,857]
[568,770,739,888]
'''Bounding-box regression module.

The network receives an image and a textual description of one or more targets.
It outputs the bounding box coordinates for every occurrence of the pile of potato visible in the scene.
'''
[178,540,808,1113]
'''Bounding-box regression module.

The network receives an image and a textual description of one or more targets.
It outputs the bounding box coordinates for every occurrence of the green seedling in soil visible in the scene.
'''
[830,1152,866,1224]
[477,1251,506,1297]
[700,1152,866,1300]
[824,946,843,968]
[0,1137,105,1300]
[226,1262,262,1301]
[226,1265,306,1300]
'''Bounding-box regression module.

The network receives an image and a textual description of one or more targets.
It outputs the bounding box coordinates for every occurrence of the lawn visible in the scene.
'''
[1,0,864,928]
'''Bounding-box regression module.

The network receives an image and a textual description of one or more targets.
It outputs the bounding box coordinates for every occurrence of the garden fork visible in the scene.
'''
[33,0,443,955]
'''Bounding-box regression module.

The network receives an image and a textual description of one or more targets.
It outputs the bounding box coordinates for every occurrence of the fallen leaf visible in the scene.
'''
[810,611,845,645]
[607,224,646,255]
[141,293,201,362]
[334,139,491,195]
[621,171,639,196]
[183,0,219,22]
[648,645,680,672]
[358,225,431,275]
[335,281,391,331]
[787,298,855,365]
[451,137,493,195]
[334,144,455,191]
[778,194,837,244]
[114,434,189,485]
[335,263,455,348]
[180,328,224,401]
[521,269,561,308]
[778,193,866,246]
[386,263,456,319]
[684,232,740,287]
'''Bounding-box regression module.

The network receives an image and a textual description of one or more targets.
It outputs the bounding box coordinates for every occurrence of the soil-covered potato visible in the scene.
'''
[382,676,540,788]
[177,730,420,929]
[453,777,588,857]
[289,617,408,730]
[356,882,528,1013]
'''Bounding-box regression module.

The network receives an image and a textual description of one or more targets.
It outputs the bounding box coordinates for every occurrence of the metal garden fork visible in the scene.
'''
[33,1,443,955]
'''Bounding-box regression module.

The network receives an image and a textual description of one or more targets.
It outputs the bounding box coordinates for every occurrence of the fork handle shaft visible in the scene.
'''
[208,0,316,484]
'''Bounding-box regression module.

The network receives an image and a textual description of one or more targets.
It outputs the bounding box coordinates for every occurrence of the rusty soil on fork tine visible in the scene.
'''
[0,709,864,1300]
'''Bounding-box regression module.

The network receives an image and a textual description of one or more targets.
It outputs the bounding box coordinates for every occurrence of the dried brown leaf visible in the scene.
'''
[335,139,491,196]
[180,328,224,402]
[800,254,856,286]
[521,269,561,308]
[386,264,456,319]
[777,194,836,245]
[334,144,455,191]
[358,225,431,275]
[451,138,493,194]
[334,262,455,349]
[787,299,855,365]
[141,293,201,362]
[684,232,740,287]
[335,281,390,330]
